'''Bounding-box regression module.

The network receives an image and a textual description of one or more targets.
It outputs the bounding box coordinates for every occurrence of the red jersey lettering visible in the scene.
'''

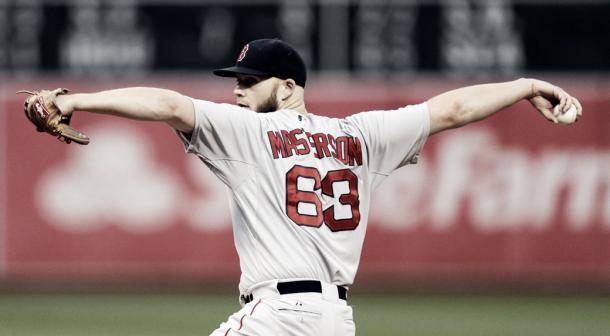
[290,129,311,155]
[267,131,286,159]
[267,129,362,167]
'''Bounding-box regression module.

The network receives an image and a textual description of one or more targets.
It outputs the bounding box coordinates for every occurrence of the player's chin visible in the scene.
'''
[237,102,276,113]
[256,103,279,113]
[247,105,270,113]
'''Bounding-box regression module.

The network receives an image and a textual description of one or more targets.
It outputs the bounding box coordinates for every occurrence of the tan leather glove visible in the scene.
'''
[17,88,90,145]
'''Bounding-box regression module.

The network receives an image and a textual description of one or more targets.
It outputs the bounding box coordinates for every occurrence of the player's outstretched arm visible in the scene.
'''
[426,78,582,135]
[55,87,195,133]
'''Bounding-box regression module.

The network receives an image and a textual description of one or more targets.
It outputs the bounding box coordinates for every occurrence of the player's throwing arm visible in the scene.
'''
[427,78,582,134]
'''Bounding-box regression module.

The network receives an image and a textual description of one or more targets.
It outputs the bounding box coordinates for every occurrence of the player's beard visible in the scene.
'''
[256,84,279,113]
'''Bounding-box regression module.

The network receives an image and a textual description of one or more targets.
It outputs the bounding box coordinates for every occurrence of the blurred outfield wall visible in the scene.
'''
[0,76,609,290]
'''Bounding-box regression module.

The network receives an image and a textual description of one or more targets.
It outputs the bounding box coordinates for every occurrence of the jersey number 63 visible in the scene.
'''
[285,165,360,232]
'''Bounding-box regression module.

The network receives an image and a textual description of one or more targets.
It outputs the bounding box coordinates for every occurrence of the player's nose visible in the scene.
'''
[233,85,245,98]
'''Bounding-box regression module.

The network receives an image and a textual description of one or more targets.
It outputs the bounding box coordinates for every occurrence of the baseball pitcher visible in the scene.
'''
[20,39,582,335]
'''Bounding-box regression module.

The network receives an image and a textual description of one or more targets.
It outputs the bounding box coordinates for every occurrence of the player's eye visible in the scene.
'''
[237,77,259,88]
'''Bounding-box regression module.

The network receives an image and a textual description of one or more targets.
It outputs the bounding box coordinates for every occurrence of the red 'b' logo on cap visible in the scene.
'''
[237,44,249,62]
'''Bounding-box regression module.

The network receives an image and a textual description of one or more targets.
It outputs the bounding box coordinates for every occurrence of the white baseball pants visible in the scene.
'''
[210,280,355,336]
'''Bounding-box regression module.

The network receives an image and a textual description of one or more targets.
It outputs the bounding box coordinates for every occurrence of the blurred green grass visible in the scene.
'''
[1,292,609,336]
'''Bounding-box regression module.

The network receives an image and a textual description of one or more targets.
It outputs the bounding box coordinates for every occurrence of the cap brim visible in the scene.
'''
[213,66,270,78]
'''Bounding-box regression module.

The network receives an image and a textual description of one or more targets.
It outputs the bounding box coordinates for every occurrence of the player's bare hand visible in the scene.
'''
[528,95,557,123]
[526,79,582,123]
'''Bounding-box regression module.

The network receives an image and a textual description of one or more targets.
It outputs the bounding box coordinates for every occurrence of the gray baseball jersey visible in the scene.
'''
[178,100,429,294]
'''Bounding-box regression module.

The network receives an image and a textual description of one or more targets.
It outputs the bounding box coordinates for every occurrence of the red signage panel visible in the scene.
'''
[1,78,609,287]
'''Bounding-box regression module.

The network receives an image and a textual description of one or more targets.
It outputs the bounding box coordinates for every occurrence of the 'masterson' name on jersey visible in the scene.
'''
[267,128,363,167]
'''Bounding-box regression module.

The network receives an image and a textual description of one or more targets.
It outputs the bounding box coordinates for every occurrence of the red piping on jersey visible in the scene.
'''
[225,299,262,335]
[250,299,262,315]
[238,315,247,330]
[239,299,263,330]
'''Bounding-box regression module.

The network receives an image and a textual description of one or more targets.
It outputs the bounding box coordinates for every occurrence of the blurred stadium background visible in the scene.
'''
[1,0,610,335]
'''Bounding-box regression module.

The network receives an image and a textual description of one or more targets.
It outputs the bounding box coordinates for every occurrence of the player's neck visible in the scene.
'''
[279,98,308,115]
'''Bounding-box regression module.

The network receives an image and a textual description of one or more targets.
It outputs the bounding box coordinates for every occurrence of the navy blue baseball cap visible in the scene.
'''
[213,38,307,87]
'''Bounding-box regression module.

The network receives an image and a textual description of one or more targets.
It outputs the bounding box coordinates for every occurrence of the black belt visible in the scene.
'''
[241,280,347,304]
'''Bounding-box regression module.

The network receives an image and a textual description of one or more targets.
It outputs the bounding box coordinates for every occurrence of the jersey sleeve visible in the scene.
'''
[347,102,430,175]
[176,98,261,163]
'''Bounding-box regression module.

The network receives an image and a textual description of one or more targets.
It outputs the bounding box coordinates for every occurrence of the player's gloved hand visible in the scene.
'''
[17,88,90,145]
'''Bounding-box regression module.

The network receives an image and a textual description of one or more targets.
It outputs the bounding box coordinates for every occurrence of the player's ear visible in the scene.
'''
[279,79,296,101]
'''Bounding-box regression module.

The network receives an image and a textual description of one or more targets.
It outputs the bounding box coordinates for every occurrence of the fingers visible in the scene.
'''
[553,86,572,115]
[554,92,582,121]
[550,86,584,120]
[541,107,559,123]
[530,79,583,123]
[573,97,583,116]
[529,96,558,123]
[572,97,583,122]
[551,91,583,124]
[556,87,568,113]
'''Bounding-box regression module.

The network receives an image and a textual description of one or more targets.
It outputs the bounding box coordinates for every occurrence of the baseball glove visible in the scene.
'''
[17,88,90,145]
